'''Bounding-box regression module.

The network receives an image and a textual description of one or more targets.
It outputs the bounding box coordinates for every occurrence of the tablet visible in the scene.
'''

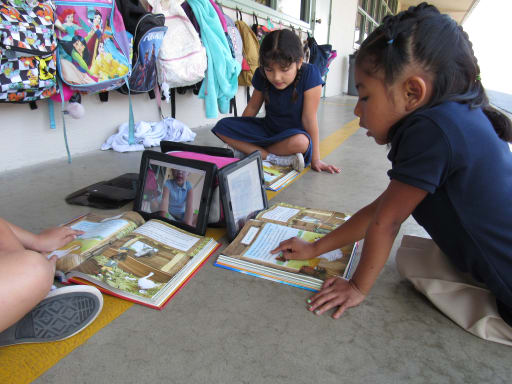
[218,151,268,241]
[134,150,216,236]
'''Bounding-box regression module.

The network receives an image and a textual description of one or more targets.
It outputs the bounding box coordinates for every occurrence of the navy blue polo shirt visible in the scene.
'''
[387,101,512,319]
[252,63,324,132]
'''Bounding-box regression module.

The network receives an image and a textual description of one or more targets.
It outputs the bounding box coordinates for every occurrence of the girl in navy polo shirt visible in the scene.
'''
[212,29,339,174]
[272,3,512,344]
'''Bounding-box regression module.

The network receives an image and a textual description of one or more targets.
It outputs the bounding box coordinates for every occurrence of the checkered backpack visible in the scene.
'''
[0,0,58,103]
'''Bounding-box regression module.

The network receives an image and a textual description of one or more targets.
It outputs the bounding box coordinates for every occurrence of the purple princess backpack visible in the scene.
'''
[54,0,131,93]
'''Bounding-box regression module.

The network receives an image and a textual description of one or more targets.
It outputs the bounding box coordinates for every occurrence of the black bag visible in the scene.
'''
[65,173,139,209]
[307,35,332,77]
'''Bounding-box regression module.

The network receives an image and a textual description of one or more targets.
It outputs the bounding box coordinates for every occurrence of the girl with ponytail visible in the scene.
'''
[212,29,339,173]
[272,3,512,345]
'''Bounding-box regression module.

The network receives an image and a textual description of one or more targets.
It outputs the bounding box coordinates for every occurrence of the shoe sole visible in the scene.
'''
[0,285,103,347]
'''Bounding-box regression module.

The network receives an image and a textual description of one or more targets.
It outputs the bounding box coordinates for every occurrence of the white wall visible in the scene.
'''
[324,0,358,97]
[0,3,358,172]
[0,86,248,172]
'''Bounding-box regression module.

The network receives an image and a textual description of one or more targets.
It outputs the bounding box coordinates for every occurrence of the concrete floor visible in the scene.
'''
[1,95,511,383]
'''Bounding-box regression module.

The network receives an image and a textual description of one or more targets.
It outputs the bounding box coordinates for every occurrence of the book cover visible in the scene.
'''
[50,212,219,309]
[214,203,359,291]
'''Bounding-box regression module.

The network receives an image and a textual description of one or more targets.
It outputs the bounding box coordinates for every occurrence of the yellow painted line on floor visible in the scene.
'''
[267,118,360,199]
[0,118,360,384]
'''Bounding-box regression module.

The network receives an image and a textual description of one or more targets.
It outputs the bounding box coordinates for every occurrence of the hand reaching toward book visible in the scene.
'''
[307,277,366,319]
[271,237,316,260]
[34,226,83,253]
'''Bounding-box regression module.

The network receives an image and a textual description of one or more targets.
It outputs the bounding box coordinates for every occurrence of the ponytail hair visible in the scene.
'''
[355,2,512,142]
[258,29,304,103]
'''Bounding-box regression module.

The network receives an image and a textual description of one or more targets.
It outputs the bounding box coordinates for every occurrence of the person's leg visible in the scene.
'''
[215,133,266,157]
[0,284,103,347]
[396,235,512,346]
[264,134,309,172]
[216,133,308,171]
[265,134,310,157]
[212,117,310,170]
[0,249,54,332]
[220,133,309,159]
[0,248,103,346]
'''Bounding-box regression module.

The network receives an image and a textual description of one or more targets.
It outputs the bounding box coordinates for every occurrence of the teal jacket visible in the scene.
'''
[188,0,241,118]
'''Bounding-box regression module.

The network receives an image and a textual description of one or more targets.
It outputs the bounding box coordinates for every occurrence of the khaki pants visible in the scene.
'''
[396,235,512,346]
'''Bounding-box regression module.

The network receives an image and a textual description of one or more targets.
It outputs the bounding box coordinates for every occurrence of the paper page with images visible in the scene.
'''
[52,212,144,272]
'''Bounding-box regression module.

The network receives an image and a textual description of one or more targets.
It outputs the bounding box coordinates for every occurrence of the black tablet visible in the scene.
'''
[218,151,268,241]
[134,150,216,236]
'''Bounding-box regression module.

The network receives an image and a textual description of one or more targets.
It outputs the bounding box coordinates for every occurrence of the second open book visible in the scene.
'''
[215,203,359,291]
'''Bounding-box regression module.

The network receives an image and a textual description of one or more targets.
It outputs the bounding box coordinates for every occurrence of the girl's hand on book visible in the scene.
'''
[270,237,315,260]
[34,226,84,253]
[307,277,366,319]
[311,159,341,174]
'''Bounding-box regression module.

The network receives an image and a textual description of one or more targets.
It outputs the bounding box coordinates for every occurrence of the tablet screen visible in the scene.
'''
[225,156,266,234]
[139,158,206,229]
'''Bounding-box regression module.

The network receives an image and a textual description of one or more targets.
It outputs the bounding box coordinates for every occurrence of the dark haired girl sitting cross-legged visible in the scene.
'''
[212,29,339,173]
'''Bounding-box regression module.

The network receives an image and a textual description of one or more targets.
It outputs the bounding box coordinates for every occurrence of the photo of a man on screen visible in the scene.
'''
[139,160,206,229]
[159,168,194,226]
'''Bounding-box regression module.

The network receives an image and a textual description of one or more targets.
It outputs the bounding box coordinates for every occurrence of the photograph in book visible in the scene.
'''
[262,161,299,191]
[215,203,358,288]
[49,211,219,308]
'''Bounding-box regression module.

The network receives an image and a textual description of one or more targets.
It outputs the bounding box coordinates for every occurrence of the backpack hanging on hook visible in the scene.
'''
[251,12,270,43]
[0,0,58,105]
[236,10,259,103]
[307,34,334,77]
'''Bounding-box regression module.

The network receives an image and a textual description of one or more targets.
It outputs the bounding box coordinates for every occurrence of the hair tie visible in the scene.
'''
[476,74,481,82]
[387,39,394,45]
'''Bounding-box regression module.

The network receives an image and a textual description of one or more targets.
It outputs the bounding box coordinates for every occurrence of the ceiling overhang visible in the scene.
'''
[399,0,480,24]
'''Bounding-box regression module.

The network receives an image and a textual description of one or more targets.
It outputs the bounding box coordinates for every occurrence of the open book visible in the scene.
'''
[49,212,219,309]
[262,161,300,191]
[214,203,359,291]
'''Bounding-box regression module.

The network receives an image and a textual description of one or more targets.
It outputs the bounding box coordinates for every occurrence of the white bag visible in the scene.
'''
[148,0,207,101]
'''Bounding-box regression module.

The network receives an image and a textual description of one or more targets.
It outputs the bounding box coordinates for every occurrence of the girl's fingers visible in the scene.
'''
[332,302,349,319]
[311,294,345,315]
[308,289,338,311]
[270,238,294,254]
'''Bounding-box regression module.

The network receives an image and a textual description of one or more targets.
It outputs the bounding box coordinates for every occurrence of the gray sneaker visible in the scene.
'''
[0,285,103,347]
[267,153,305,172]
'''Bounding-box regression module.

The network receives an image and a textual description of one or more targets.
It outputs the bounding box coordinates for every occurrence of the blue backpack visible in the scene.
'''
[307,35,332,77]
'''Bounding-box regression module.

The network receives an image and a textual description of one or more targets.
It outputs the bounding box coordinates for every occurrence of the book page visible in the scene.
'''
[260,205,300,223]
[52,212,144,272]
[223,219,351,279]
[134,220,199,252]
[257,202,349,234]
[68,220,216,302]
[244,223,300,262]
